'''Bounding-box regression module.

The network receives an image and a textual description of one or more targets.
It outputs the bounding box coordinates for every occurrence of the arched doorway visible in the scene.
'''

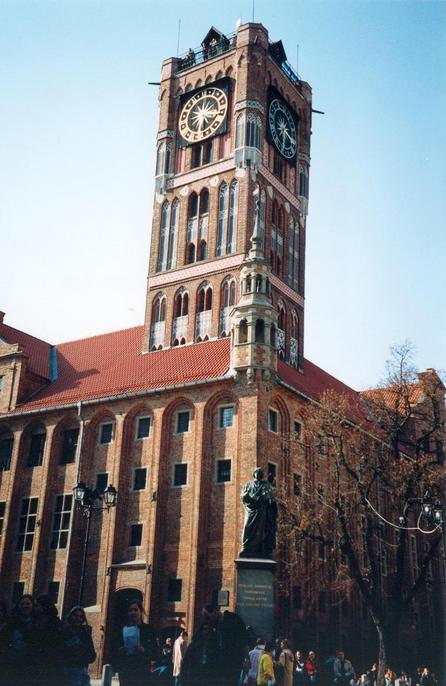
[105,587,143,664]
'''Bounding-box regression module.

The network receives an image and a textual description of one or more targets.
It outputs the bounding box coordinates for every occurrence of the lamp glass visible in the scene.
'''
[73,481,86,503]
[103,485,117,508]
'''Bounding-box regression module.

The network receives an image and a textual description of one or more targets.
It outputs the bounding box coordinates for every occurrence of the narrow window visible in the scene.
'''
[176,411,190,434]
[294,420,302,439]
[133,468,147,491]
[216,183,228,256]
[226,180,238,254]
[60,428,79,464]
[157,201,170,272]
[99,423,114,445]
[28,432,46,467]
[0,431,13,471]
[136,417,151,440]
[239,320,248,344]
[268,462,277,486]
[293,473,302,496]
[130,524,143,547]
[166,198,179,270]
[216,459,232,483]
[268,409,278,433]
[96,473,109,495]
[219,406,234,429]
[16,497,38,552]
[167,578,182,602]
[173,463,188,487]
[0,501,5,536]
[255,319,265,343]
[50,494,73,549]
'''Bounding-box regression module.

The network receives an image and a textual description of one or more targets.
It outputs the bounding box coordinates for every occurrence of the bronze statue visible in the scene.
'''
[239,468,277,558]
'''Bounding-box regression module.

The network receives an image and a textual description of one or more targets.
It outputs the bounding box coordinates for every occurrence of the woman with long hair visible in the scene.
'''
[112,598,158,686]
[6,594,40,686]
[61,605,96,686]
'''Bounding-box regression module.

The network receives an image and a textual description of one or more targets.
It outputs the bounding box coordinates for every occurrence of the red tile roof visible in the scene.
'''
[6,327,232,413]
[0,323,52,379]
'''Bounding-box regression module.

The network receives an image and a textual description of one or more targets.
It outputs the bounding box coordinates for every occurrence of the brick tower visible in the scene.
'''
[142,23,312,379]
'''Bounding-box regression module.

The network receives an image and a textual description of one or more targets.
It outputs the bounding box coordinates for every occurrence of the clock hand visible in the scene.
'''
[283,129,296,145]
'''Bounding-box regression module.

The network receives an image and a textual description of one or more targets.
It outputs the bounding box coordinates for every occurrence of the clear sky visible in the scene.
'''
[1,0,445,390]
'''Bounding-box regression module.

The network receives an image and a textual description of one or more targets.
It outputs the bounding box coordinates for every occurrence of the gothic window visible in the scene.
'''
[151,293,167,350]
[271,323,276,349]
[270,201,283,276]
[156,201,170,272]
[196,282,212,342]
[255,319,265,343]
[288,217,300,291]
[166,199,179,270]
[187,190,208,264]
[226,180,238,254]
[216,182,228,256]
[220,276,236,337]
[235,113,245,148]
[173,289,189,346]
[191,140,213,168]
[246,113,261,149]
[259,189,266,247]
[239,319,248,344]
[156,141,172,176]
[277,301,286,360]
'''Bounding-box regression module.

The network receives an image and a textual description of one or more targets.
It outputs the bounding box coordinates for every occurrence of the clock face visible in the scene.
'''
[179,86,228,143]
[268,98,297,160]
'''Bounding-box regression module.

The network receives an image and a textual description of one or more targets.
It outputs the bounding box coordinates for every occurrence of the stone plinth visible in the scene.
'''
[235,557,276,641]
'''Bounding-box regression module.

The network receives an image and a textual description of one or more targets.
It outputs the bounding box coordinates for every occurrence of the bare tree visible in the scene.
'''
[276,343,445,684]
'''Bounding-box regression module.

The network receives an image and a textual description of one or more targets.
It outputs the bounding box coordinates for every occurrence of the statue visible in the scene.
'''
[239,468,277,559]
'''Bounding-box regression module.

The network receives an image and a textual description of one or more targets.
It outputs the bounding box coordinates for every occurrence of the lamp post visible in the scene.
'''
[73,481,118,606]
[398,491,444,529]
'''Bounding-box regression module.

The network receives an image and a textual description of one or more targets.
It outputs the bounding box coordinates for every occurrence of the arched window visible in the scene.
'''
[255,319,265,343]
[220,276,236,337]
[270,324,276,349]
[186,243,195,264]
[187,190,208,264]
[259,189,266,246]
[173,289,189,346]
[235,113,245,148]
[288,218,300,291]
[239,319,248,344]
[246,113,261,149]
[216,182,228,256]
[156,142,166,176]
[290,310,299,368]
[157,201,170,272]
[196,282,213,341]
[226,180,238,254]
[151,293,167,350]
[167,199,179,270]
[277,302,286,360]
[198,240,207,261]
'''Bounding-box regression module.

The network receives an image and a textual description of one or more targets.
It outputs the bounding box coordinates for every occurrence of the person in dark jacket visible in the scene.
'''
[0,600,10,686]
[112,599,158,686]
[5,594,42,686]
[180,622,221,686]
[61,605,96,686]
[34,594,63,686]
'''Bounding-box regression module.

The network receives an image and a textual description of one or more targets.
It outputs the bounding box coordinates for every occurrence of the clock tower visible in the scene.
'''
[142,22,312,379]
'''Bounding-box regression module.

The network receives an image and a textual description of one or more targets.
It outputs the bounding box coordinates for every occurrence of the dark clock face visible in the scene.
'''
[268,98,297,160]
[179,87,228,143]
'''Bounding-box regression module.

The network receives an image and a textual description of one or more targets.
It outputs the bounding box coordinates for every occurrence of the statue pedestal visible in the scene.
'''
[235,557,276,641]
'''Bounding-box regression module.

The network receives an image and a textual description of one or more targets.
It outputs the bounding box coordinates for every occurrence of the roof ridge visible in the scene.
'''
[56,324,144,347]
[0,322,53,348]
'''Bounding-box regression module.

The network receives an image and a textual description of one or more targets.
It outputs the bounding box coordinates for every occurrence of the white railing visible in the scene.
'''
[277,327,285,355]
[290,337,298,367]
[219,307,231,336]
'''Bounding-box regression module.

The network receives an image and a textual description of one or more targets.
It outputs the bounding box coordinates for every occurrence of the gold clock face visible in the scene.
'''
[179,87,228,143]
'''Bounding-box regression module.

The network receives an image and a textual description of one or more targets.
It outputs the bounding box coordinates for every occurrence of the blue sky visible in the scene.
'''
[1,0,445,390]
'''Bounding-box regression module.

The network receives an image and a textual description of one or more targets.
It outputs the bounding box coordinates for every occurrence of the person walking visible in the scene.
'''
[112,599,158,686]
[257,641,276,686]
[277,639,294,686]
[172,630,188,686]
[305,651,320,685]
[61,606,96,686]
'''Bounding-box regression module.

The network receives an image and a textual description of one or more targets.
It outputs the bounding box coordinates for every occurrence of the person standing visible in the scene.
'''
[248,638,265,686]
[5,594,41,686]
[257,641,276,686]
[112,599,158,686]
[180,622,220,686]
[172,630,188,686]
[294,650,306,686]
[34,595,63,686]
[305,651,319,685]
[278,639,294,686]
[61,606,96,686]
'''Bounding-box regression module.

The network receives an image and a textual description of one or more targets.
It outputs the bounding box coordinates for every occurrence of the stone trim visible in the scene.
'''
[270,274,304,307]
[259,165,300,210]
[234,100,265,113]
[149,253,245,288]
[157,129,175,141]
[167,157,235,190]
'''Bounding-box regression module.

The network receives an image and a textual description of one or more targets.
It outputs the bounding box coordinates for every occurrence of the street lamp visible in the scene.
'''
[73,481,118,605]
[400,491,443,530]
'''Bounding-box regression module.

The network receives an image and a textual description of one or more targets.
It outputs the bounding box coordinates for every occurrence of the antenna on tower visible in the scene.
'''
[176,18,181,57]
[252,0,255,22]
